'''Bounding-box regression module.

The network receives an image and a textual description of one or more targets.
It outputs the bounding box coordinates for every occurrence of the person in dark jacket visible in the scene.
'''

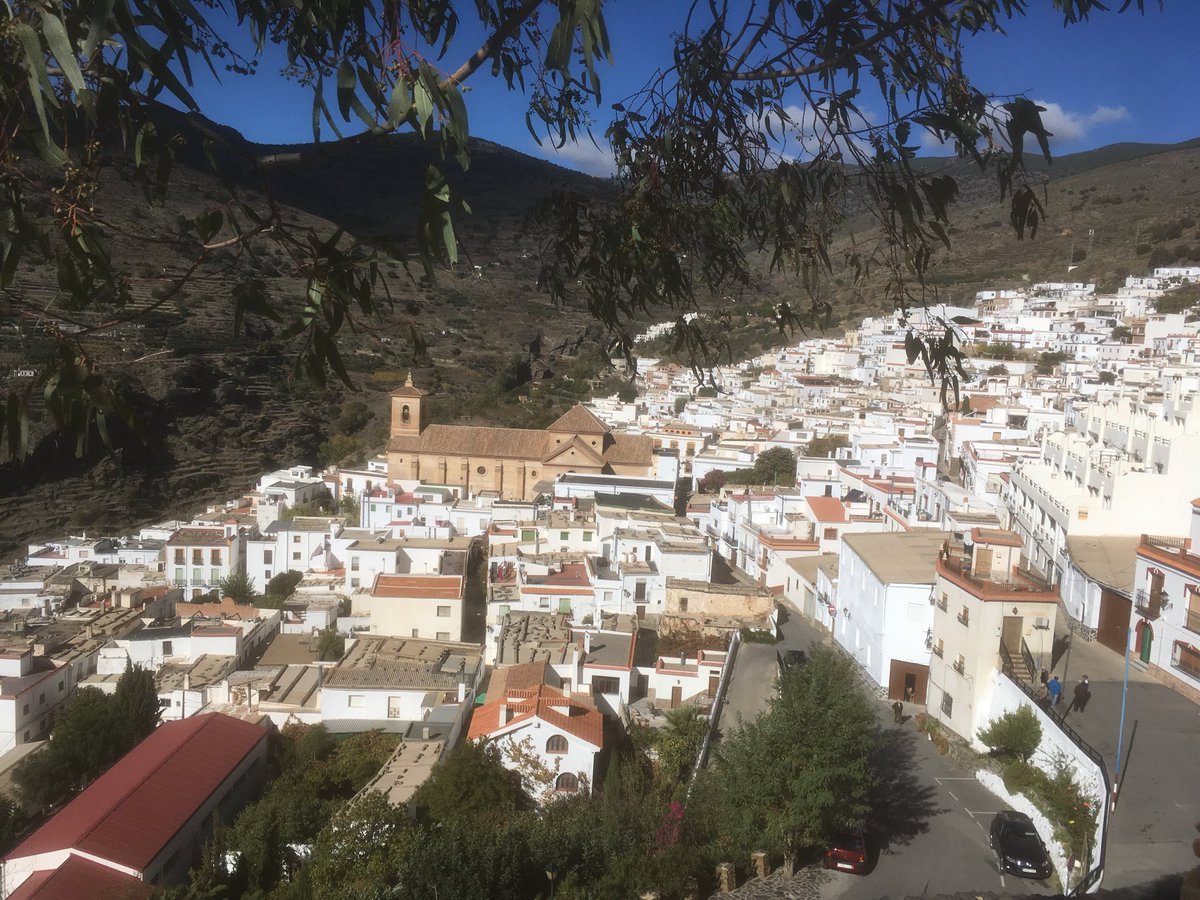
[1068,675,1091,714]
[892,700,904,724]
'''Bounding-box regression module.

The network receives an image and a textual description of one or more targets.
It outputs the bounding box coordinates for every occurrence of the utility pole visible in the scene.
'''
[1112,625,1132,811]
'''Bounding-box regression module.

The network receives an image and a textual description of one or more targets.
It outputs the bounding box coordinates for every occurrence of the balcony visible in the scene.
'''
[1135,588,1164,621]
[952,659,966,675]
[932,644,944,658]
[936,597,948,612]
[957,611,970,627]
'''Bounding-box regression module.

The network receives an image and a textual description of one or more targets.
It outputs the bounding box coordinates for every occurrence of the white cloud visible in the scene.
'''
[541,138,616,178]
[1030,100,1130,143]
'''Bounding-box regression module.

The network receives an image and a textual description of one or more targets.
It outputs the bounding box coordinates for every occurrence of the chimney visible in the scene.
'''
[499,703,507,724]
[751,851,769,879]
[183,673,191,691]
[422,725,431,740]
[584,632,592,655]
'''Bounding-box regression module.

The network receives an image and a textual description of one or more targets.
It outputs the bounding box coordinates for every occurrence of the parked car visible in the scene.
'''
[989,810,1052,879]
[823,825,869,874]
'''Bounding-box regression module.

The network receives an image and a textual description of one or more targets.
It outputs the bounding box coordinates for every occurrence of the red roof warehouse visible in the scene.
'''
[3,713,269,896]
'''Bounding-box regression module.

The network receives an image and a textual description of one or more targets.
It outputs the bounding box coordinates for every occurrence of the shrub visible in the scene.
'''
[739,628,777,644]
[1002,759,1042,796]
[978,706,1042,761]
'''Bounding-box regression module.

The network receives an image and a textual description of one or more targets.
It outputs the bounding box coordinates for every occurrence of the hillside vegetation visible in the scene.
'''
[1,117,1198,557]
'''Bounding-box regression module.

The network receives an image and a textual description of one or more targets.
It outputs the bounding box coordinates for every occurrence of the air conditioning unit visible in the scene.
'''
[1033,616,1050,630]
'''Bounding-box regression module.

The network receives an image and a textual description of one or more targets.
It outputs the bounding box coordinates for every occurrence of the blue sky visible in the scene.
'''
[180,1,1200,175]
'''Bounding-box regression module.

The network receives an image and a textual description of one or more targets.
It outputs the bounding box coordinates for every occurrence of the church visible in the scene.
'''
[386,375,656,500]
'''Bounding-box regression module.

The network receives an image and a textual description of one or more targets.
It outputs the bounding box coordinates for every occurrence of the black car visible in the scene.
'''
[989,810,1052,879]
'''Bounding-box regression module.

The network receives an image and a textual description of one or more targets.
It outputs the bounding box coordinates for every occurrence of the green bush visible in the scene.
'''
[739,628,777,644]
[978,706,1042,761]
[1002,759,1041,796]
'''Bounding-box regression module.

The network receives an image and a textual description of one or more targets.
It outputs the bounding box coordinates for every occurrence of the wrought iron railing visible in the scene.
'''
[1134,588,1163,620]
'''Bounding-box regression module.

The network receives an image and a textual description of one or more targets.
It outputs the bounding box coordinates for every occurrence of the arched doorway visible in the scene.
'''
[1135,619,1154,664]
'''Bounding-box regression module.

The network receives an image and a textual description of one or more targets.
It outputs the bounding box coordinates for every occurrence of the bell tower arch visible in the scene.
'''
[390,373,428,438]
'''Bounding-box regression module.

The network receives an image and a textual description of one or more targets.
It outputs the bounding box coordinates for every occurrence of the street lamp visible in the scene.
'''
[545,863,559,898]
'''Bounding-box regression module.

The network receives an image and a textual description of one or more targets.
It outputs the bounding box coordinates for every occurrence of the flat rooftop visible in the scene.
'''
[842,531,952,585]
[325,636,481,691]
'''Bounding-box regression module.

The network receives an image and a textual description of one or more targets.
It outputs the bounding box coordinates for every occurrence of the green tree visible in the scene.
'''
[694,645,877,866]
[319,433,364,467]
[986,363,1010,376]
[652,706,707,787]
[264,570,304,606]
[412,741,529,823]
[336,400,374,435]
[674,396,689,415]
[316,629,346,662]
[805,434,849,459]
[308,791,412,899]
[218,571,259,605]
[978,705,1042,762]
[1098,371,1117,385]
[0,797,26,855]
[113,663,161,744]
[751,447,797,485]
[616,383,638,403]
[0,0,1144,459]
[340,492,361,525]
[1035,351,1070,375]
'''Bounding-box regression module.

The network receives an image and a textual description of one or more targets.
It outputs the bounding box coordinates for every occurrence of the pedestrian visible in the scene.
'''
[892,700,904,724]
[1040,668,1049,687]
[1047,675,1062,707]
[1035,681,1050,710]
[1068,675,1091,714]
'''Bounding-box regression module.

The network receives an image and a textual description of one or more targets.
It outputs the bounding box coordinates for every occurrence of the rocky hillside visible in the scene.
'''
[1,113,1198,559]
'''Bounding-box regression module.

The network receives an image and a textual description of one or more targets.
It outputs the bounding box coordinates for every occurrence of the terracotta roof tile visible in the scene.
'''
[7,855,153,899]
[468,678,604,748]
[805,496,847,523]
[546,404,610,435]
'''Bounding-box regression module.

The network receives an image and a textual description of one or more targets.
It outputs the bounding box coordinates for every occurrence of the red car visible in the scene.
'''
[824,825,869,874]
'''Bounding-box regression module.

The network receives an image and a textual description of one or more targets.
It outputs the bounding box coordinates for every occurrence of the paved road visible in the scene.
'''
[771,604,1058,898]
[1053,664,1200,888]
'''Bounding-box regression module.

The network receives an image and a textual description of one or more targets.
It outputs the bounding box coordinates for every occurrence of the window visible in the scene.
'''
[940,692,954,717]
[293,535,302,543]
[1172,641,1200,680]
[958,607,970,627]
[350,578,360,588]
[38,693,45,705]
[57,681,63,692]
[411,629,420,637]
[348,695,365,708]
[350,557,360,571]
[292,552,301,561]
[546,735,568,754]
[477,465,488,475]
[521,529,536,542]
[211,549,222,565]
[192,549,203,565]
[933,638,944,658]
[264,570,272,581]
[954,654,966,675]
[162,640,173,655]
[264,550,273,565]
[22,704,28,714]
[437,605,452,617]
[401,404,411,423]
[387,697,404,719]
[583,531,593,542]
[592,676,620,695]
[174,549,185,565]
[823,527,838,540]
[192,567,201,583]
[634,582,647,602]
[211,568,221,584]
[436,632,450,641]
[679,597,689,613]
[555,772,579,792]
[539,596,551,609]
[174,568,184,583]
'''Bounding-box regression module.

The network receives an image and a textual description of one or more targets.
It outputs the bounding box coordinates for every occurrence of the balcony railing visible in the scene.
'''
[932,645,944,658]
[957,612,970,627]
[952,659,966,675]
[1134,588,1164,621]
[936,597,948,612]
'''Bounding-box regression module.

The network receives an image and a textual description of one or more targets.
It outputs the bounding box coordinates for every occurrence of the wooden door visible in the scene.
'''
[670,685,682,708]
[1097,589,1132,655]
[975,547,993,575]
[708,673,720,697]
[1002,616,1023,653]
